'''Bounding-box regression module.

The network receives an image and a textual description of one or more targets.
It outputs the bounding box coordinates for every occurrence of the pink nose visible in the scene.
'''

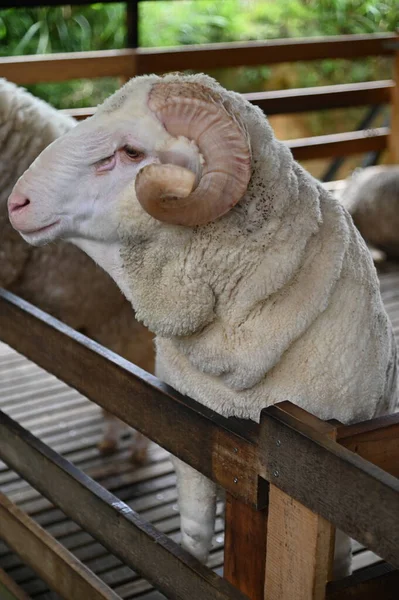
[8,192,30,215]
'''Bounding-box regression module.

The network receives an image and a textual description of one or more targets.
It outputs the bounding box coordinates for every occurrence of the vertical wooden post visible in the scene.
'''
[126,0,139,48]
[224,494,268,600]
[120,1,139,86]
[389,36,399,163]
[265,486,335,600]
[262,403,337,600]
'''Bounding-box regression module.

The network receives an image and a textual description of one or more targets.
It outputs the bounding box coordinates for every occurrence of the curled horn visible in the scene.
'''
[135,82,251,226]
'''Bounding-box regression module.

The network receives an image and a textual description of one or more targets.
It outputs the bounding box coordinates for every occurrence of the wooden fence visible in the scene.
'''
[0,22,398,161]
[0,286,398,600]
[0,10,398,599]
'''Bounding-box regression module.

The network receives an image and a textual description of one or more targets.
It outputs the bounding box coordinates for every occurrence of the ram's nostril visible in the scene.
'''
[9,195,31,214]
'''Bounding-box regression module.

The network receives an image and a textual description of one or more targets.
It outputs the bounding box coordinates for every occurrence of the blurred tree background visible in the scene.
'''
[0,0,397,175]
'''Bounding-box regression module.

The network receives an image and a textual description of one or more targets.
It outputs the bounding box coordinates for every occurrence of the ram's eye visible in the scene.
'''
[96,153,116,172]
[123,146,144,161]
[97,155,114,166]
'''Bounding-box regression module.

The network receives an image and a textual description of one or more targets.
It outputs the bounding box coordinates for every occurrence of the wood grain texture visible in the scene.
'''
[137,34,396,74]
[0,50,136,84]
[0,492,119,600]
[337,413,399,478]
[287,127,389,160]
[0,409,248,600]
[224,493,268,600]
[264,405,336,600]
[265,486,334,600]
[0,33,395,85]
[247,80,393,115]
[61,80,393,122]
[259,405,399,569]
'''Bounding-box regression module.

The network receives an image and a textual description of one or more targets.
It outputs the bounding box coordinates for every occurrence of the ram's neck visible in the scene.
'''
[119,125,324,343]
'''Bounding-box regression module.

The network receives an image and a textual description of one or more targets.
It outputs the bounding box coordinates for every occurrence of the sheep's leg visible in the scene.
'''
[333,530,352,579]
[98,410,126,454]
[130,431,150,464]
[171,455,217,563]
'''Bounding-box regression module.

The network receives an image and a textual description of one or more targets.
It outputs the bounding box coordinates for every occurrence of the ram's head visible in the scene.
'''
[8,75,251,250]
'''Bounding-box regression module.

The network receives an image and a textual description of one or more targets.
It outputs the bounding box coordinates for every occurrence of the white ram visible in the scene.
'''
[8,73,397,576]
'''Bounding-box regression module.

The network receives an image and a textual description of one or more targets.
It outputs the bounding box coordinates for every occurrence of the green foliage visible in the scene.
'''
[0,4,126,54]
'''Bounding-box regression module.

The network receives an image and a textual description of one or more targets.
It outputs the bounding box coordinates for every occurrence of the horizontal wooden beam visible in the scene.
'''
[0,50,136,85]
[259,404,399,569]
[137,34,397,73]
[326,562,399,600]
[248,80,393,115]
[287,127,389,160]
[0,34,396,85]
[337,413,399,478]
[61,80,393,122]
[0,411,248,600]
[0,492,119,600]
[0,288,262,507]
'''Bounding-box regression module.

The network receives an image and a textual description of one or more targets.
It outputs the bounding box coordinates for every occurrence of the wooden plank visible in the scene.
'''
[0,50,136,84]
[265,486,334,600]
[0,492,120,600]
[259,404,399,569]
[62,80,393,122]
[0,34,395,85]
[287,127,389,160]
[337,413,399,478]
[247,80,393,115]
[326,562,399,600]
[389,47,399,163]
[137,34,397,74]
[0,568,31,600]
[0,411,248,600]
[0,288,261,506]
[224,494,268,600]
[264,407,336,600]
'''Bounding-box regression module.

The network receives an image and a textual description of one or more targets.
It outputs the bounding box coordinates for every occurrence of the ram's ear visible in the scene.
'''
[135,81,251,227]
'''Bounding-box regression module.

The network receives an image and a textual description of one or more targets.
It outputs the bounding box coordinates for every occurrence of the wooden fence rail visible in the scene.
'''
[0,33,397,161]
[0,34,396,86]
[61,81,393,121]
[0,288,398,577]
[0,410,248,600]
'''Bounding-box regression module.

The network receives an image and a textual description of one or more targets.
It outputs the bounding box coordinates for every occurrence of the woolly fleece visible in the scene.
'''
[112,74,398,425]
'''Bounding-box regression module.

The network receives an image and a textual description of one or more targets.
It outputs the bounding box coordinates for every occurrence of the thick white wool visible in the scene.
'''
[116,73,397,426]
[343,165,399,258]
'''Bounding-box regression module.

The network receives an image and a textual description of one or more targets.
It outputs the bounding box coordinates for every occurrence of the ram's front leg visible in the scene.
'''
[171,456,217,563]
[333,529,352,579]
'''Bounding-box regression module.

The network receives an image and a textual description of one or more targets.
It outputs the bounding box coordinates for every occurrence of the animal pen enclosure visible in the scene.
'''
[0,1,399,599]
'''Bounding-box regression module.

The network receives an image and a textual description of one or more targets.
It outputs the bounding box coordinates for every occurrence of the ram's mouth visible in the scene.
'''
[17,220,60,236]
[17,220,62,246]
